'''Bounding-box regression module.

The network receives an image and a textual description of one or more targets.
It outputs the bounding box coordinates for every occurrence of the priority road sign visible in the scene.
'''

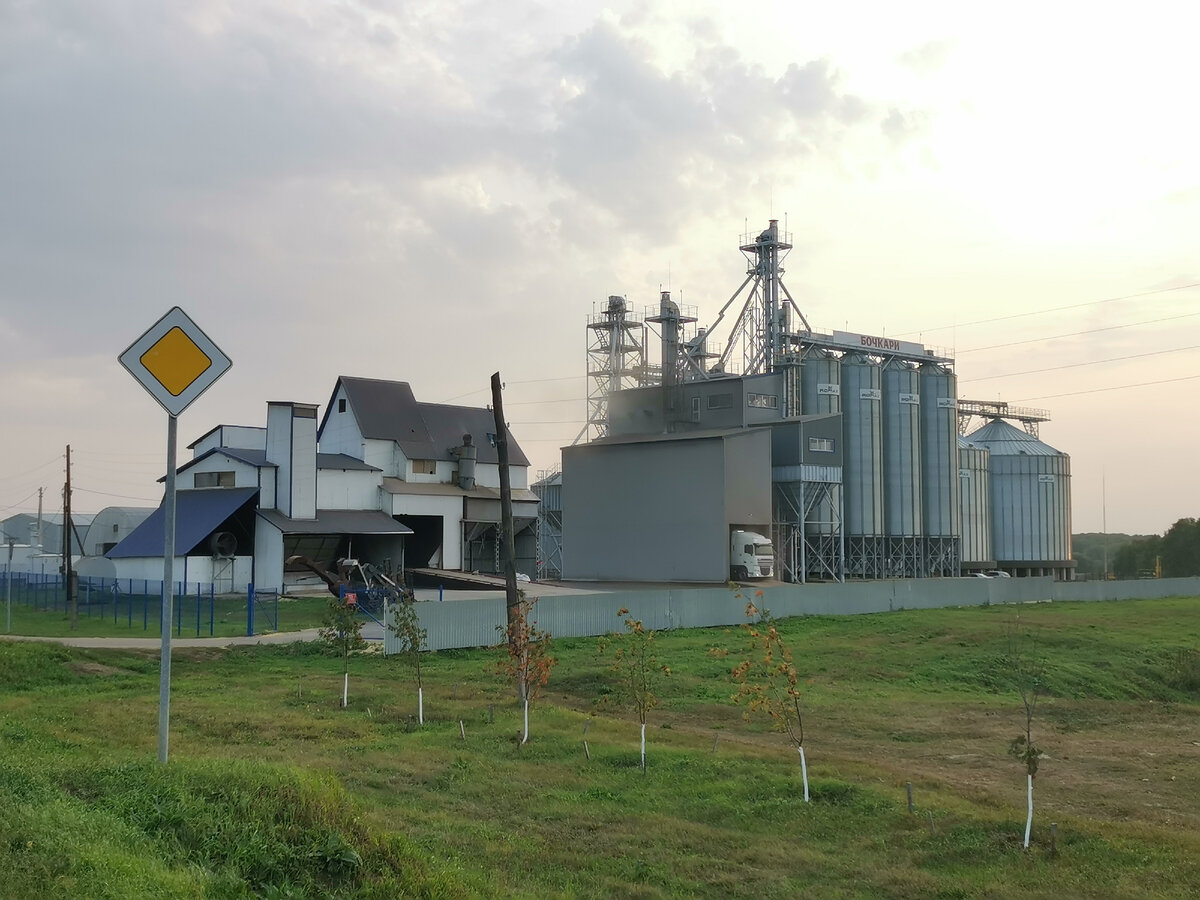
[119,307,231,417]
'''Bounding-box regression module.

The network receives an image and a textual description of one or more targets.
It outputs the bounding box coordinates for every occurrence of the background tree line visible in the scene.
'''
[1073,519,1200,579]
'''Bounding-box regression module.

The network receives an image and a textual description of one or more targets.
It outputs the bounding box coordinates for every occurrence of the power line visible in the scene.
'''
[437,375,584,404]
[1015,372,1200,402]
[0,454,63,483]
[74,487,161,503]
[506,397,586,406]
[958,310,1200,354]
[0,489,42,514]
[895,281,1200,338]
[959,344,1200,384]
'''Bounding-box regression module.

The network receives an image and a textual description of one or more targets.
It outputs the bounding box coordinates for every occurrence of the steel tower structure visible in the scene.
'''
[583,296,646,441]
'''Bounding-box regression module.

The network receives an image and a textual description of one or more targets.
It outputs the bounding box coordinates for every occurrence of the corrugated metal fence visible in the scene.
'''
[385,576,1200,653]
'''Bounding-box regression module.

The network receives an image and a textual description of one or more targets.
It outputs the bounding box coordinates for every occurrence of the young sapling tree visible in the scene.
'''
[599,608,669,772]
[494,591,556,743]
[716,596,811,801]
[388,588,428,724]
[319,592,367,708]
[1005,617,1046,849]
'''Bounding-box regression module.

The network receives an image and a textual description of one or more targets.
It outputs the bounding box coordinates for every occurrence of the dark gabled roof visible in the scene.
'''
[316,453,380,472]
[170,447,380,480]
[256,509,413,535]
[318,376,530,467]
[106,488,259,558]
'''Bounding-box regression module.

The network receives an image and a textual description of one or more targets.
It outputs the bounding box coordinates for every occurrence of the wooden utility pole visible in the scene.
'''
[63,445,77,629]
[490,372,522,696]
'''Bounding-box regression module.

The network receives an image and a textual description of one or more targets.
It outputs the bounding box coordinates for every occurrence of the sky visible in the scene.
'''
[1,0,1197,537]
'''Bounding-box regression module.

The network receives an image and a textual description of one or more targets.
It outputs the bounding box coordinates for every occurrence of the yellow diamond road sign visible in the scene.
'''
[120,307,231,416]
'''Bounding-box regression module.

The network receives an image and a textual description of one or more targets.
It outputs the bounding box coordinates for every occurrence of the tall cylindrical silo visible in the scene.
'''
[966,419,1073,579]
[840,353,883,577]
[882,359,922,575]
[801,348,841,416]
[957,435,992,569]
[919,362,960,575]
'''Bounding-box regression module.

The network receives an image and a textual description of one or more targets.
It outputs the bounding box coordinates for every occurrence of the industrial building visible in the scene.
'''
[556,220,1074,583]
[103,378,536,593]
[1,512,94,556]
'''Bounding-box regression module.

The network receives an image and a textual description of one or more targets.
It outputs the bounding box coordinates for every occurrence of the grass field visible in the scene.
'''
[2,596,1199,897]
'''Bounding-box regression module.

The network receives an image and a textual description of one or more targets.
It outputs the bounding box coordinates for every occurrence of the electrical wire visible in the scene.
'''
[0,454,63,483]
[437,375,584,403]
[0,489,43,514]
[894,281,1200,338]
[959,344,1200,384]
[1015,372,1200,402]
[74,487,161,503]
[957,310,1200,354]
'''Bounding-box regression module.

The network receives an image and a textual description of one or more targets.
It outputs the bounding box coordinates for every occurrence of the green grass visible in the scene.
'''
[1,596,1199,897]
[1,587,331,638]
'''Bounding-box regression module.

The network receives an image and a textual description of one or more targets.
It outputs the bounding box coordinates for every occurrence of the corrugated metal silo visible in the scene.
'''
[801,347,841,415]
[919,362,960,575]
[966,419,1073,579]
[882,359,922,576]
[840,352,883,577]
[956,435,992,569]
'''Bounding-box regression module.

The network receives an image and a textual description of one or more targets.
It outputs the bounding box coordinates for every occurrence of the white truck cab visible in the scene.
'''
[730,529,773,580]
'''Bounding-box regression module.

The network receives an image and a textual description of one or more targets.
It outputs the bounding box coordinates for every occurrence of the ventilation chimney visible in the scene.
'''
[456,433,477,490]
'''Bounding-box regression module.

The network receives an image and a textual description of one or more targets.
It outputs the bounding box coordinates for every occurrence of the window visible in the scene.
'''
[808,437,835,453]
[747,393,778,409]
[412,459,436,475]
[707,393,733,410]
[195,471,235,488]
[338,398,346,413]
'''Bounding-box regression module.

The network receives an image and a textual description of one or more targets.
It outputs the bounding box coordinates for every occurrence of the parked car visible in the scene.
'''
[984,570,1011,578]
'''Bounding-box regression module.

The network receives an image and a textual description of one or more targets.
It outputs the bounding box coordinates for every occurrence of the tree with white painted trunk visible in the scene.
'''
[494,591,556,744]
[717,597,811,801]
[1005,617,1046,850]
[388,589,428,725]
[319,593,366,709]
[600,608,669,773]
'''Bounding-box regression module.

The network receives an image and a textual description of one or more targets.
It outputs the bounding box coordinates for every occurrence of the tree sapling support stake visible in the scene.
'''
[1025,774,1034,849]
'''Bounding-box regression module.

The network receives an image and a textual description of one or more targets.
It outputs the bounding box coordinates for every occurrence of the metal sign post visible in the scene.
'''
[5,538,13,634]
[119,307,231,763]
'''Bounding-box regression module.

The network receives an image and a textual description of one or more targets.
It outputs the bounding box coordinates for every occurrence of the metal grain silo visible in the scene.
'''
[965,419,1073,579]
[882,359,922,576]
[801,347,841,415]
[839,352,883,577]
[919,362,960,576]
[956,436,992,570]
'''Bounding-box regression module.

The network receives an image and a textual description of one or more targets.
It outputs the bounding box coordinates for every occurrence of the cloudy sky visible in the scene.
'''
[2,0,1197,536]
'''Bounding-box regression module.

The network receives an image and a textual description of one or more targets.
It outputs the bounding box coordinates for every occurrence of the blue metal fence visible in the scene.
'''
[2,566,217,636]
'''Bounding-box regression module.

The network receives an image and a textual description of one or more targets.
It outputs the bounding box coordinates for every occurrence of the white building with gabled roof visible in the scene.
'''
[318,376,539,575]
[104,377,537,593]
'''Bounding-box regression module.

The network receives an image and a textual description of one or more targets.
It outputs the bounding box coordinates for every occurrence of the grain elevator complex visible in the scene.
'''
[552,221,1074,584]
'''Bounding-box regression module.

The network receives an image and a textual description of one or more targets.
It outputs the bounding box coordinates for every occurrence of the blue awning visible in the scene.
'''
[106,487,258,558]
